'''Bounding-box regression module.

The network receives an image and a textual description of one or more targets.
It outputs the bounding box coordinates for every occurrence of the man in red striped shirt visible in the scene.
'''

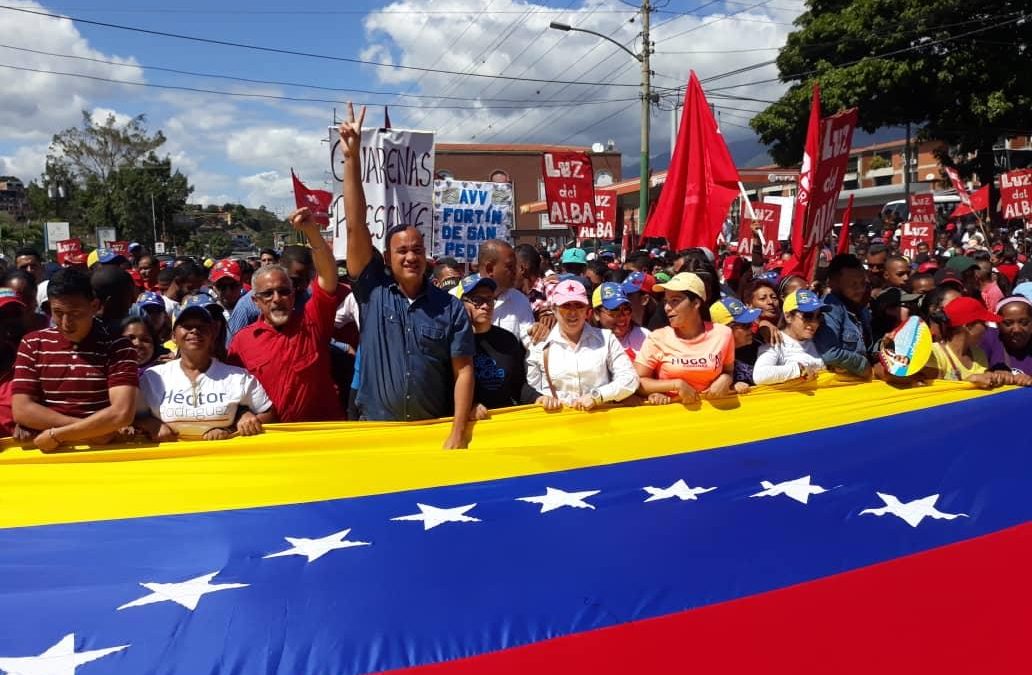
[12,267,138,450]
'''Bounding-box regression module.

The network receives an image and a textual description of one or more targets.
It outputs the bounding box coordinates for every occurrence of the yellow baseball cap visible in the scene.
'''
[653,272,707,301]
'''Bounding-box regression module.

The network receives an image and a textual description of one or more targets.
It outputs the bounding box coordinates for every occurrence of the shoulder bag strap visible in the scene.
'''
[542,343,558,399]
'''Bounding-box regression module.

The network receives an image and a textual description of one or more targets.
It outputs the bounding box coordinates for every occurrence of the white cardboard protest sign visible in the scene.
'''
[328,126,435,259]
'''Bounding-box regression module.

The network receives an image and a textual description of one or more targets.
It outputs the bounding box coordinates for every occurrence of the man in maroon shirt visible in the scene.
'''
[12,267,138,450]
[228,207,343,422]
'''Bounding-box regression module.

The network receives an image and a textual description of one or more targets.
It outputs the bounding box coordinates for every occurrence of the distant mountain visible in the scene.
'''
[631,125,911,178]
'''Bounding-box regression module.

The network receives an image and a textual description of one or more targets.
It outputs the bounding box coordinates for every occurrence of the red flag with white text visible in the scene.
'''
[783,85,857,280]
[642,71,740,250]
[292,169,333,226]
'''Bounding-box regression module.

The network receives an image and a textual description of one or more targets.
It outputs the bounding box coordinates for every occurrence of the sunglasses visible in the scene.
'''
[255,287,293,300]
[463,295,495,309]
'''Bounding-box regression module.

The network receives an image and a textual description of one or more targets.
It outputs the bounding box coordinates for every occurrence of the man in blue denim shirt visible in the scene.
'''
[338,104,475,449]
[814,254,872,377]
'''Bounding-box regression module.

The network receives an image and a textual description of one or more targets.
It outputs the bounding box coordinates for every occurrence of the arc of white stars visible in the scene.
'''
[860,492,968,528]
[643,480,717,502]
[117,570,248,612]
[263,528,371,563]
[0,633,128,675]
[516,487,601,513]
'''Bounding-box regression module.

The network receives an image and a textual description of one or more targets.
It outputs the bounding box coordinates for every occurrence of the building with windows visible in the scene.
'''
[0,177,27,221]
[435,143,621,246]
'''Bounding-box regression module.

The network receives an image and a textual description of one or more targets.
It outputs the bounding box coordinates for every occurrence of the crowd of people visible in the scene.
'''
[1,105,1030,450]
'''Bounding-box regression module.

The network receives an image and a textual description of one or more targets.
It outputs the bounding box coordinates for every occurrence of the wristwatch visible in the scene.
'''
[590,388,603,404]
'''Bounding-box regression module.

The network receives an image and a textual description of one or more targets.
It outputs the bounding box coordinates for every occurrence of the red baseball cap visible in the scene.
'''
[0,288,25,311]
[210,259,242,284]
[944,297,1001,327]
[916,261,939,274]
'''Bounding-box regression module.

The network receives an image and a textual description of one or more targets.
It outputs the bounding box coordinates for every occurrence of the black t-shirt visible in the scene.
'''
[473,326,536,410]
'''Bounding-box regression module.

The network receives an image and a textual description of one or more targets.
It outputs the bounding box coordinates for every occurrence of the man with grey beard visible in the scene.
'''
[227,206,343,422]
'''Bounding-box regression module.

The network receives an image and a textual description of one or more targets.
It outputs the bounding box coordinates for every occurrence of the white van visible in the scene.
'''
[881,193,961,222]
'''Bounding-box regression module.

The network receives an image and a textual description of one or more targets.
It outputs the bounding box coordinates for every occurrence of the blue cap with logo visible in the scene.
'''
[95,248,127,265]
[783,289,830,314]
[591,282,631,310]
[135,291,165,311]
[457,273,497,298]
[175,292,220,325]
[710,297,762,325]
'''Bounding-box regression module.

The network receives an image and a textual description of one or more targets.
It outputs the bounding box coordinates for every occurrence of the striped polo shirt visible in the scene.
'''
[13,320,139,418]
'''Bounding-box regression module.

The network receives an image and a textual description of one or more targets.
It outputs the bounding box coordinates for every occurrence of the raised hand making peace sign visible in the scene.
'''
[338,102,366,163]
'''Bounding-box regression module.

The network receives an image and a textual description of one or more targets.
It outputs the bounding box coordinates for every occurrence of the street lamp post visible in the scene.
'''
[549,0,652,248]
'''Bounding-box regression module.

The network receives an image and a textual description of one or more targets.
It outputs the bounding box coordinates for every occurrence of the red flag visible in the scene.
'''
[783,84,857,280]
[944,166,972,206]
[949,185,990,219]
[783,83,822,278]
[836,194,854,255]
[642,71,740,250]
[291,169,333,226]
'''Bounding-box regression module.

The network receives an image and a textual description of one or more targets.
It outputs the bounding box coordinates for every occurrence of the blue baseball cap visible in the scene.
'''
[755,270,780,283]
[136,291,164,311]
[175,292,220,325]
[710,297,762,325]
[592,282,631,310]
[783,289,830,314]
[560,248,587,265]
[1012,281,1032,303]
[458,274,496,297]
[95,248,127,265]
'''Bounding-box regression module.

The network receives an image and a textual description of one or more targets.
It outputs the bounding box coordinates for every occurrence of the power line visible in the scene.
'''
[556,100,640,145]
[0,42,625,105]
[0,61,640,109]
[0,4,643,88]
[705,11,1029,92]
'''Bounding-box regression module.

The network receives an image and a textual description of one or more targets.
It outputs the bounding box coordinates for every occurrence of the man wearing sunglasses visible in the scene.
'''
[227,205,344,423]
[338,103,475,449]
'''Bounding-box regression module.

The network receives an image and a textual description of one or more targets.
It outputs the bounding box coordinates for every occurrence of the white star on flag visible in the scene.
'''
[643,480,717,502]
[117,570,249,611]
[391,503,480,530]
[860,492,969,528]
[0,633,128,675]
[750,475,828,504]
[516,487,601,513]
[263,528,371,563]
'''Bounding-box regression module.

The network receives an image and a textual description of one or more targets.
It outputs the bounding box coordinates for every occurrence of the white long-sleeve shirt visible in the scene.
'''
[493,287,536,350]
[753,332,825,385]
[527,324,639,404]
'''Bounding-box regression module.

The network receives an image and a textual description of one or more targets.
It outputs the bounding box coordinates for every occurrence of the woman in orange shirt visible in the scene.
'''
[634,272,735,404]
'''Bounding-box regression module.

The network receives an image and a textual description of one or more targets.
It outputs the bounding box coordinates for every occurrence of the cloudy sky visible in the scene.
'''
[0,0,803,215]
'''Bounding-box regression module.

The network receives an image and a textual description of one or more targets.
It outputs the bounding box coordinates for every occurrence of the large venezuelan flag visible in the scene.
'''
[0,377,1028,674]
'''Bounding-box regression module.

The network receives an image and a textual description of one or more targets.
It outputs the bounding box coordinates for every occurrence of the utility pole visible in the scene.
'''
[150,193,158,250]
[903,122,911,208]
[638,0,652,250]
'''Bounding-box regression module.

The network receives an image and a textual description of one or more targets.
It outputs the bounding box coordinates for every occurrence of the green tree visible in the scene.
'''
[750,1,1031,192]
[0,212,43,254]
[44,112,193,246]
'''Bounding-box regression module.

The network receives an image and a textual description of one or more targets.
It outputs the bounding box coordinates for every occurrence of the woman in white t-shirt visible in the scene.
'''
[753,289,827,386]
[136,301,276,441]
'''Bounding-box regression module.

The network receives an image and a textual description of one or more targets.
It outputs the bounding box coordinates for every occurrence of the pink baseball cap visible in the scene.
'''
[550,279,589,307]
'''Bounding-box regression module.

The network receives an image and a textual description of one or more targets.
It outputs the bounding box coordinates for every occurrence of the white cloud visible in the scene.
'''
[0,1,144,142]
[0,143,49,182]
[359,0,799,164]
